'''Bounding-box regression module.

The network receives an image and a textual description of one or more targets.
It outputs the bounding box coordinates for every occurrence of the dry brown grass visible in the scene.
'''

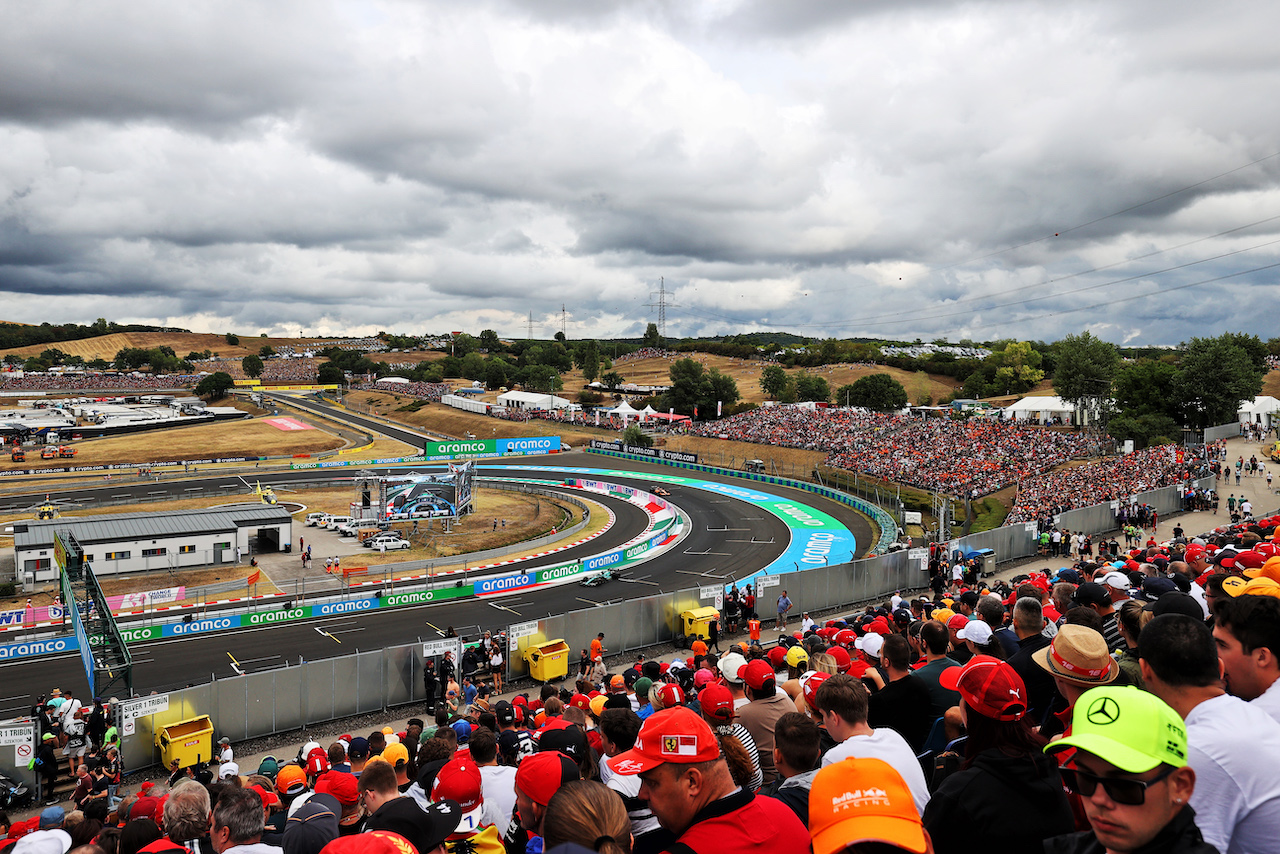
[1,418,345,471]
[3,332,353,361]
[558,354,963,406]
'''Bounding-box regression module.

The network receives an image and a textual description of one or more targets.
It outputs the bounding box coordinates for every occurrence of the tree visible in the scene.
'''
[225,333,239,346]
[241,355,264,378]
[1053,331,1120,427]
[259,345,276,358]
[317,363,345,384]
[839,374,908,411]
[989,341,1045,395]
[622,424,653,448]
[575,340,601,383]
[1175,335,1264,429]
[759,365,790,399]
[602,371,625,389]
[485,360,508,390]
[1113,359,1180,423]
[479,329,503,353]
[554,331,566,342]
[460,353,487,380]
[195,371,235,399]
[794,374,830,403]
[642,323,663,349]
[664,358,739,418]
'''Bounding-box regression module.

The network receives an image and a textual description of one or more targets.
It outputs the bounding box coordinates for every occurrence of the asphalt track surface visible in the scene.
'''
[0,396,874,706]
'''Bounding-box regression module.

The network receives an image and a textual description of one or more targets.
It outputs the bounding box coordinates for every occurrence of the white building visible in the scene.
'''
[1238,396,1280,429]
[14,505,293,588]
[495,391,576,411]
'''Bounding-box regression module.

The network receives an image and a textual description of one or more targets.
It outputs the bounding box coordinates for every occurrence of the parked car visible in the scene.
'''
[368,534,410,551]
[305,512,328,526]
[324,515,352,531]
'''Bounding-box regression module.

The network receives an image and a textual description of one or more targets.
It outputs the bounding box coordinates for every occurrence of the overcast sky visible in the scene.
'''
[2,1,1279,346]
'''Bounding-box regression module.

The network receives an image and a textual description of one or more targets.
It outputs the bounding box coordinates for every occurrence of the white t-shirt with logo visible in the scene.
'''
[822,728,931,816]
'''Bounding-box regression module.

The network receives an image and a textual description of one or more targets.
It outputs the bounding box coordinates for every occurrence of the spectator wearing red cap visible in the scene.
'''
[737,658,798,785]
[922,656,1073,854]
[431,757,503,853]
[813,674,930,815]
[510,751,581,849]
[314,772,362,837]
[607,707,808,853]
[697,683,764,792]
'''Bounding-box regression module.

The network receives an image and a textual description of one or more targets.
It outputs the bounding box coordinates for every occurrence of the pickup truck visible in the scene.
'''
[41,447,57,459]
[10,448,24,462]
[57,446,76,458]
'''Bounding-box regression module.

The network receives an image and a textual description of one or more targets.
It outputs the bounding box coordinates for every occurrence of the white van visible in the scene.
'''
[325,515,352,531]
[305,512,327,526]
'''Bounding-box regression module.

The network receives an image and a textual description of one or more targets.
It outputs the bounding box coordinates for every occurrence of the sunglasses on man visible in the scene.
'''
[1060,764,1176,806]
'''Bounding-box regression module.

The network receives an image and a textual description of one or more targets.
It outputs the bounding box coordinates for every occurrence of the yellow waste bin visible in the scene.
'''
[523,639,570,682]
[677,607,720,649]
[155,715,214,769]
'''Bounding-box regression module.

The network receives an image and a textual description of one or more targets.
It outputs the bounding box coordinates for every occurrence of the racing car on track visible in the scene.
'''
[580,568,625,587]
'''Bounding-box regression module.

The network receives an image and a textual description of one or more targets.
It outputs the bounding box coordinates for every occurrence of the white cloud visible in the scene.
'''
[0,0,1278,345]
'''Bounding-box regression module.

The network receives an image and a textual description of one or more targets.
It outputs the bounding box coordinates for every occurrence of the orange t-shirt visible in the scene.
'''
[691,639,708,656]
[590,638,604,660]
[748,619,761,641]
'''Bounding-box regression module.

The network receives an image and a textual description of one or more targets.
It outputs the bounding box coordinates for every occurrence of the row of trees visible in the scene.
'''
[1054,331,1267,447]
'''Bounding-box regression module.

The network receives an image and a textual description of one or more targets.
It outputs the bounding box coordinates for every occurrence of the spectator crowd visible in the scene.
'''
[11,507,1280,853]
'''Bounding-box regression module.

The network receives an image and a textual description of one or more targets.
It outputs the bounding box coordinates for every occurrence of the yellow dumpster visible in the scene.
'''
[677,607,720,649]
[523,639,570,682]
[155,715,214,769]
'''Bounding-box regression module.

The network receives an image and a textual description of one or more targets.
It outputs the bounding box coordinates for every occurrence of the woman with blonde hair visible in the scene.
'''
[543,780,632,854]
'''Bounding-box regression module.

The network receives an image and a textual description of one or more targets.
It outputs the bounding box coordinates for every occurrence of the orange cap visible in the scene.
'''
[809,757,927,854]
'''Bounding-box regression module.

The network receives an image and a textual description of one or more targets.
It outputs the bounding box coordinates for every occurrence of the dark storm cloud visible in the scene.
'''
[0,0,1278,345]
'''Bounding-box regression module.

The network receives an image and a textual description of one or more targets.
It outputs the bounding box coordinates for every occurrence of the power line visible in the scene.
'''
[928,148,1280,274]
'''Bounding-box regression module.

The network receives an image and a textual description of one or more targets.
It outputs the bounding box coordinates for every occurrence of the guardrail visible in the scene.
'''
[585,447,899,553]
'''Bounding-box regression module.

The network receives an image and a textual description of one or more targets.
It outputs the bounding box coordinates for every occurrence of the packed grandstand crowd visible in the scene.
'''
[356,380,452,402]
[613,348,677,365]
[0,374,198,390]
[17,507,1280,854]
[196,358,321,383]
[689,407,1101,497]
[1006,444,1215,524]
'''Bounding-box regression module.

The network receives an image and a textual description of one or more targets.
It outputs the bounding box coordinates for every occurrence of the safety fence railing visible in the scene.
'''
[585,448,900,554]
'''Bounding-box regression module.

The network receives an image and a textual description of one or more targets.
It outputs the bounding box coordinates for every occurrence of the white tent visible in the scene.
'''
[640,405,657,421]
[1238,396,1280,428]
[1002,395,1078,425]
[608,400,642,422]
[496,391,574,411]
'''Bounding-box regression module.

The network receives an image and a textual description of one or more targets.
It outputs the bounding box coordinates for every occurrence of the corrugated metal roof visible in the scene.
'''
[14,504,293,550]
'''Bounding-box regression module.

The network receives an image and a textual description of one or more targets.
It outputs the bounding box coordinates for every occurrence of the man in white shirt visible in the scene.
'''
[1213,594,1280,725]
[801,613,815,633]
[468,727,517,837]
[812,673,930,815]
[1140,613,1280,854]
